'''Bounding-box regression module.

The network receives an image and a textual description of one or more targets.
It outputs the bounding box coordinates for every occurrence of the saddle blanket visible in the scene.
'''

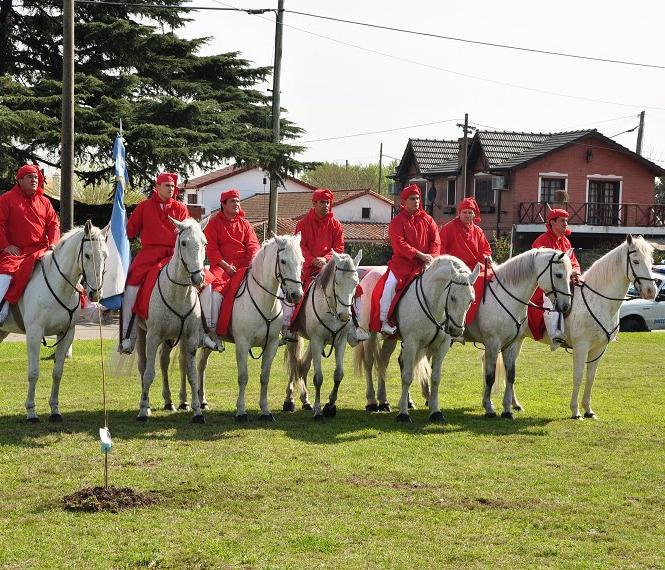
[216,267,250,337]
[369,270,417,334]
[465,268,494,326]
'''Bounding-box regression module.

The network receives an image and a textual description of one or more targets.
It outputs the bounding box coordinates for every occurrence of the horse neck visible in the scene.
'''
[162,242,194,304]
[420,264,453,318]
[249,243,280,310]
[493,252,540,314]
[582,246,631,313]
[48,232,82,296]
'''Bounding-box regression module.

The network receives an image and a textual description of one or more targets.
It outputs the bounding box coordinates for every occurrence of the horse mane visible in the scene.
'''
[493,249,540,287]
[54,225,103,252]
[582,236,653,287]
[317,253,354,289]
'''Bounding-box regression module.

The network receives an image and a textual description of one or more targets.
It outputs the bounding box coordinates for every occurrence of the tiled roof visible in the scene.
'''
[183,165,317,190]
[251,219,388,243]
[410,139,459,172]
[238,189,392,222]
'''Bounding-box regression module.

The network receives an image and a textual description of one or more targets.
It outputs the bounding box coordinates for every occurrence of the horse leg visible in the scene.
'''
[324,341,346,417]
[582,348,604,419]
[300,345,313,410]
[257,338,280,421]
[482,347,499,417]
[49,329,76,422]
[310,338,325,420]
[396,341,417,422]
[501,341,522,419]
[377,338,397,411]
[428,342,447,423]
[181,341,204,423]
[234,342,250,421]
[363,335,378,411]
[193,348,212,411]
[25,327,44,422]
[570,343,590,419]
[137,331,159,421]
[160,343,175,411]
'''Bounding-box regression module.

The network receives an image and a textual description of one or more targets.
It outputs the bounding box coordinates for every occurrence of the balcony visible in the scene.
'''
[518,202,665,228]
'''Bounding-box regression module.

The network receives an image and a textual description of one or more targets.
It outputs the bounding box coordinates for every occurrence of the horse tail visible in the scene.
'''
[110,350,136,378]
[479,350,505,397]
[284,335,305,397]
[413,349,432,402]
[354,333,379,378]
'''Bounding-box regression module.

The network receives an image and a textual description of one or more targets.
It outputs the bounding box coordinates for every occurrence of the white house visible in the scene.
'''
[182,165,317,215]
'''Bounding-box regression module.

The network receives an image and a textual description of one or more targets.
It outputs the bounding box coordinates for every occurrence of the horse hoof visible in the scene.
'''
[282,401,296,413]
[314,414,325,422]
[396,413,412,423]
[501,412,514,420]
[407,401,416,410]
[164,403,176,412]
[201,402,210,410]
[429,411,445,423]
[584,412,597,419]
[377,403,391,412]
[136,415,148,423]
[513,405,523,412]
[178,403,190,411]
[258,413,276,423]
[424,400,429,407]
[365,403,379,412]
[322,403,337,418]
[49,414,63,423]
[485,412,497,419]
[571,414,583,420]
[26,417,40,424]
[192,415,205,424]
[235,414,249,423]
[302,403,313,411]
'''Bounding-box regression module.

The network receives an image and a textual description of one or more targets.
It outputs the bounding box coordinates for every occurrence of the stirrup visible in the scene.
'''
[279,328,297,346]
[118,338,134,355]
[380,322,397,336]
[202,334,224,352]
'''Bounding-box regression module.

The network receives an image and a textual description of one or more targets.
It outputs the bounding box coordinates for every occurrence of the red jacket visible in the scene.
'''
[205,211,260,295]
[126,192,189,286]
[439,217,492,271]
[0,185,60,303]
[295,209,344,288]
[388,208,440,289]
[532,228,581,273]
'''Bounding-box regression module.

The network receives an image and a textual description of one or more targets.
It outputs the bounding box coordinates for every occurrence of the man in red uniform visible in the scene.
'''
[379,184,440,336]
[439,196,493,270]
[200,189,260,350]
[531,208,581,349]
[0,165,60,324]
[119,172,189,353]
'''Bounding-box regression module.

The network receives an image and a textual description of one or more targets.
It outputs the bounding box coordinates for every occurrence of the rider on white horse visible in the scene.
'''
[0,165,60,325]
[199,188,261,351]
[281,188,369,346]
[119,172,189,354]
[530,208,582,349]
[379,184,440,336]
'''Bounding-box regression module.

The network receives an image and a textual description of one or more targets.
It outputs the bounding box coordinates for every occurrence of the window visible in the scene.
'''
[474,176,495,205]
[540,178,565,203]
[588,180,621,225]
[361,207,371,220]
[447,179,456,205]
[187,193,198,205]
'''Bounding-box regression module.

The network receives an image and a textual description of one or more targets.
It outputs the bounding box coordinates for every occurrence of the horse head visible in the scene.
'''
[169,217,206,287]
[442,258,480,337]
[80,220,109,302]
[324,250,361,322]
[275,234,304,304]
[625,234,657,300]
[535,249,573,315]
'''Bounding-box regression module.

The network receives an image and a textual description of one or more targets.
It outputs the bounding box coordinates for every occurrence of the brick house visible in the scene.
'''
[393,129,665,249]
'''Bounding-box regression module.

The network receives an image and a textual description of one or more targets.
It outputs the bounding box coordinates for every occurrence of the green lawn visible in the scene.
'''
[0,334,664,569]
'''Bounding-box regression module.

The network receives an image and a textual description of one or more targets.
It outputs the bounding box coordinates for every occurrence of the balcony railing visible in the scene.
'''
[518,202,665,227]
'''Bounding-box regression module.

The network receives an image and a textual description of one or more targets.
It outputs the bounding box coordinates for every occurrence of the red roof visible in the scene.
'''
[251,218,388,243]
[183,165,317,190]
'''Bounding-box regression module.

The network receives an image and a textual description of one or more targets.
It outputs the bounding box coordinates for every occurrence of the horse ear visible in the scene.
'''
[626,234,634,245]
[331,250,341,262]
[84,219,92,236]
[353,249,363,267]
[469,263,481,285]
[294,231,301,244]
[101,223,110,239]
[556,251,566,261]
[199,215,211,232]
[169,216,186,231]
[565,248,573,259]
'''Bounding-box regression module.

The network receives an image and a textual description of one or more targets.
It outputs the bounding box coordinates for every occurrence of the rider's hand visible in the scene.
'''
[571,271,582,285]
[418,252,434,265]
[3,245,20,255]
[313,257,326,268]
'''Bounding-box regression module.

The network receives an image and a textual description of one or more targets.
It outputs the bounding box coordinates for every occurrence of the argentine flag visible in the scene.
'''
[100,134,131,310]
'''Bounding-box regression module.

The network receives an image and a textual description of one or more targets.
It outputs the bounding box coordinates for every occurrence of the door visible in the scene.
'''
[587,180,620,225]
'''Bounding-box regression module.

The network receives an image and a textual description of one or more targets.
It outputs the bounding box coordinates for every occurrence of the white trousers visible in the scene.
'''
[0,274,11,321]
[543,295,564,338]
[120,285,139,341]
[199,284,223,332]
[282,299,294,327]
[379,271,398,323]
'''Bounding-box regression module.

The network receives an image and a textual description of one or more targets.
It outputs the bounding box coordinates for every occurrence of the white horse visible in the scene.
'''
[524,235,656,419]
[135,217,208,423]
[196,235,304,421]
[0,221,108,422]
[354,256,480,423]
[283,250,362,420]
[465,248,573,419]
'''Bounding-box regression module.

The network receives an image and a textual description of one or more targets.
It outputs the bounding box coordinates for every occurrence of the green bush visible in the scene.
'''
[345,242,392,266]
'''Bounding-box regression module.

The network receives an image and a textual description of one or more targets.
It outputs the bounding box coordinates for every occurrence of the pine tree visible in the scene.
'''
[0,0,305,190]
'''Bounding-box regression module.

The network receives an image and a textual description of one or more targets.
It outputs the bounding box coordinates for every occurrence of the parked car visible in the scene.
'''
[619,266,665,332]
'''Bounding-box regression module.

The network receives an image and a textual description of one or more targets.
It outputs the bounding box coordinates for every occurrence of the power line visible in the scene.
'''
[284,10,665,71]
[54,0,273,12]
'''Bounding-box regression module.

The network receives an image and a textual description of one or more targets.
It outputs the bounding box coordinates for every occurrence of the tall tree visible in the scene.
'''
[0,0,306,190]
[302,160,399,195]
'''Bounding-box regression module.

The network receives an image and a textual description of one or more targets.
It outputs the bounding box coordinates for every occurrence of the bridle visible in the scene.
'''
[165,231,205,287]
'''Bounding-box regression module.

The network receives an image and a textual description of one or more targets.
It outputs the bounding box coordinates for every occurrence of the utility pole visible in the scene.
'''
[267,0,284,236]
[636,111,645,156]
[377,143,383,195]
[457,113,474,197]
[60,0,75,231]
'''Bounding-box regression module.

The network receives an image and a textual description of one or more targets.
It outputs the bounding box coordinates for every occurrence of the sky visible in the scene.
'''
[181,0,665,169]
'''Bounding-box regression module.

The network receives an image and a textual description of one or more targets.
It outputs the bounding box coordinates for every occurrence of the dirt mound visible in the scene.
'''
[63,486,157,513]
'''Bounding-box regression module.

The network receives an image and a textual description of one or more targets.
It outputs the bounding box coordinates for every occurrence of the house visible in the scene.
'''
[240,189,393,245]
[182,165,317,215]
[393,130,665,249]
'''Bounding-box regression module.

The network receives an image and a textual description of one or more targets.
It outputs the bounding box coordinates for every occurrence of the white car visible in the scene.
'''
[619,266,665,332]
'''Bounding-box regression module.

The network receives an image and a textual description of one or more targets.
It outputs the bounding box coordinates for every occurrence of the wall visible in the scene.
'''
[333,195,392,223]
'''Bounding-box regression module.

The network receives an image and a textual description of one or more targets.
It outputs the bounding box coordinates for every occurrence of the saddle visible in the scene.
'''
[368,270,418,334]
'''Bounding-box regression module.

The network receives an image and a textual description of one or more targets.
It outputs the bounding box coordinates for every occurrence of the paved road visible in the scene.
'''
[4,320,119,342]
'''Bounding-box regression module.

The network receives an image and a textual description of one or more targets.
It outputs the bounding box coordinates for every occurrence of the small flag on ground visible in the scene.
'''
[100,134,131,310]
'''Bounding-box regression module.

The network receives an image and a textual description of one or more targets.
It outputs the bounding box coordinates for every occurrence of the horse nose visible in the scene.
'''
[339,310,350,322]
[88,288,101,302]
[191,271,204,286]
[291,290,303,304]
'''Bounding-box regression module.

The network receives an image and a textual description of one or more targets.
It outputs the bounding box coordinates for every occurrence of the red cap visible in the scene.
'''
[220,188,240,203]
[155,172,179,198]
[15,164,45,194]
[312,188,334,204]
[458,197,481,222]
[547,208,570,223]
[400,184,421,202]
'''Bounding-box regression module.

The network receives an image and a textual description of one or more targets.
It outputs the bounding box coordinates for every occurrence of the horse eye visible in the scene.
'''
[556,273,563,279]
[84,254,90,260]
[280,259,286,265]
[451,296,457,302]
[181,240,186,246]
[632,260,639,265]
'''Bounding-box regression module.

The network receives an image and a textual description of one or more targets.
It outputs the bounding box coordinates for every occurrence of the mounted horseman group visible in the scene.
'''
[0,168,657,425]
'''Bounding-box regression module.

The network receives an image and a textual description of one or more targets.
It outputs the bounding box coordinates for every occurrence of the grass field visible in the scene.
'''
[0,334,664,569]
